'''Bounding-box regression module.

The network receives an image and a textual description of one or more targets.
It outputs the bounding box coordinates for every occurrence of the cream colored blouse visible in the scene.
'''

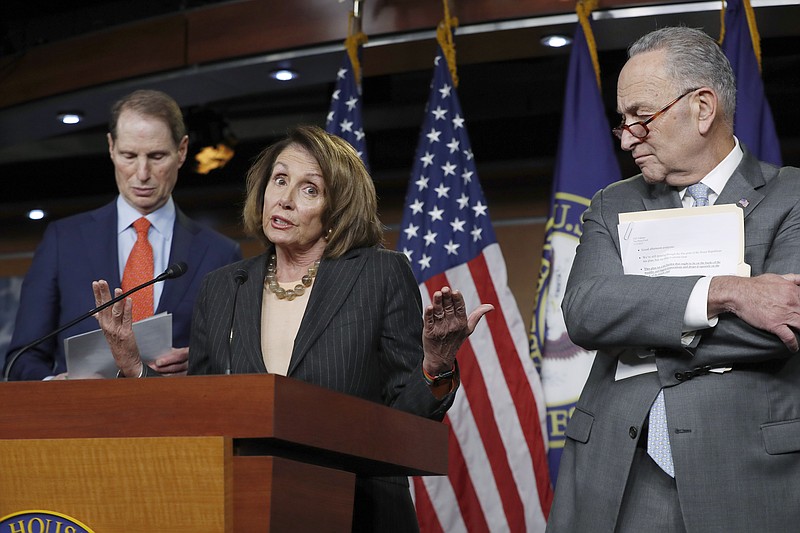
[260,281,314,376]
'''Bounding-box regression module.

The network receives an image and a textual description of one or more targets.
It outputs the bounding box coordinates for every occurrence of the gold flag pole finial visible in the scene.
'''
[576,0,602,88]
[345,0,368,85]
[436,0,459,87]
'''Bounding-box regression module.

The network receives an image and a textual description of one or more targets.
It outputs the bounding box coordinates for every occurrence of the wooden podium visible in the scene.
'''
[0,374,448,532]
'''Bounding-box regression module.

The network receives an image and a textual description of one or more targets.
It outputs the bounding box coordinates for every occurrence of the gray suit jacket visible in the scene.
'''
[189,246,455,532]
[548,150,800,532]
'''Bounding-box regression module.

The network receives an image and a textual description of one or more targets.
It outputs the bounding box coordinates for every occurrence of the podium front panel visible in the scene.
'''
[0,436,232,533]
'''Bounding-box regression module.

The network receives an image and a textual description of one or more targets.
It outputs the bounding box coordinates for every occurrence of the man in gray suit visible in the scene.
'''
[547,27,800,532]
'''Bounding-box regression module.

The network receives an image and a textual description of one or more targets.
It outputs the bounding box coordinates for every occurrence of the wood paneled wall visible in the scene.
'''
[0,0,663,110]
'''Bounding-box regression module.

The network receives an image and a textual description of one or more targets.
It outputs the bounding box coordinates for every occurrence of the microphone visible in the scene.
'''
[161,262,188,280]
[226,269,249,375]
[3,262,189,381]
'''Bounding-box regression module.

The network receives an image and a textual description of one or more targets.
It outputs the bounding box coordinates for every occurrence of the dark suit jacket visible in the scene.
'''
[548,150,800,532]
[189,246,456,532]
[5,199,242,381]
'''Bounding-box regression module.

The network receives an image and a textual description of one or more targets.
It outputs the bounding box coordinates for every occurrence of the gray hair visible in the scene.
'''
[629,27,736,130]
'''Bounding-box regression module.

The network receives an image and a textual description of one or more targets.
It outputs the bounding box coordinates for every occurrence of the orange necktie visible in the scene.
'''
[122,217,154,322]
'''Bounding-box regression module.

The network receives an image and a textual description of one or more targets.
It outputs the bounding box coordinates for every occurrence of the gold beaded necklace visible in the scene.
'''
[264,254,320,301]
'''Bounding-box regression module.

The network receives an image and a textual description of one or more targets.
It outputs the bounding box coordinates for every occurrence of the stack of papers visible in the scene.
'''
[618,204,749,278]
[65,313,172,379]
[614,204,749,380]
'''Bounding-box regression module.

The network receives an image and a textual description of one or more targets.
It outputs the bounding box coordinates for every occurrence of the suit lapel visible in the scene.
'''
[715,149,765,219]
[236,255,268,373]
[82,201,121,286]
[158,208,205,314]
[287,248,367,375]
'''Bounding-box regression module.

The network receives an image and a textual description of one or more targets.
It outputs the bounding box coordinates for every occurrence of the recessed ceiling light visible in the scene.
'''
[28,209,46,220]
[270,68,299,81]
[540,35,572,48]
[57,112,83,124]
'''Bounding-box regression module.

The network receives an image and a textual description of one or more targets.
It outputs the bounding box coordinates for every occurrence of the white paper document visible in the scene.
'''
[618,204,749,278]
[65,312,172,379]
[614,204,749,380]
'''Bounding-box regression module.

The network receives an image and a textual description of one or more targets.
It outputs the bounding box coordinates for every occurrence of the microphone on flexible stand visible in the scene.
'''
[226,269,249,375]
[3,262,189,381]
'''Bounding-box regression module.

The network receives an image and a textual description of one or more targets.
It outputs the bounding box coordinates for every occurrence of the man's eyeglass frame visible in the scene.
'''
[612,88,701,140]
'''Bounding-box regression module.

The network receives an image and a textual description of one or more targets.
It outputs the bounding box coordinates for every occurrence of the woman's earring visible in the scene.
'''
[324,228,333,241]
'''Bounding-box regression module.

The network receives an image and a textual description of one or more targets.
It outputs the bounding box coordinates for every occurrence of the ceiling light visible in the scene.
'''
[270,68,299,81]
[28,209,46,220]
[540,35,572,48]
[57,112,83,124]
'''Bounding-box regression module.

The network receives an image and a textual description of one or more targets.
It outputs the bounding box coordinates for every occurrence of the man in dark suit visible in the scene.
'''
[4,89,241,381]
[547,27,800,532]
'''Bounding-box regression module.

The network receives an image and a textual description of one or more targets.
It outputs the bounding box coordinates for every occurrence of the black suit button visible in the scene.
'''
[629,426,638,439]
[675,372,686,381]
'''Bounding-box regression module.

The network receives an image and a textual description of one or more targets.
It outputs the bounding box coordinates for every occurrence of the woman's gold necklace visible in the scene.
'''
[264,254,320,301]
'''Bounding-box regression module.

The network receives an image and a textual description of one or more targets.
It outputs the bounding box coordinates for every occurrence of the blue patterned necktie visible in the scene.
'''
[647,181,712,478]
[686,182,711,207]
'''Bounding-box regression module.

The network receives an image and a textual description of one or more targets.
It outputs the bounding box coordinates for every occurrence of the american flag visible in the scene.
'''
[400,45,552,532]
[325,47,369,169]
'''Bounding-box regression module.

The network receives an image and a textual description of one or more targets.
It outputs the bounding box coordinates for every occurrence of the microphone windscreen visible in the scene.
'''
[234,269,249,285]
[165,262,188,279]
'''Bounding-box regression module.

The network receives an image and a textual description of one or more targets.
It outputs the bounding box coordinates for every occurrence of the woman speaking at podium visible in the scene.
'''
[93,125,491,532]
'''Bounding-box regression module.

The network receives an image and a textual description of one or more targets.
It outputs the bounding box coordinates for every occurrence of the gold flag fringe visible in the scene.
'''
[345,11,368,86]
[436,0,460,88]
[577,0,602,89]
[719,0,763,72]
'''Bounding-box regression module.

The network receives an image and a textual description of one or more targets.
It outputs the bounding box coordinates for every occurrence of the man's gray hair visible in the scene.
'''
[629,27,736,129]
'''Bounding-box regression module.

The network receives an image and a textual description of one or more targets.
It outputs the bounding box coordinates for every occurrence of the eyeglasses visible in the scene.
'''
[612,88,700,140]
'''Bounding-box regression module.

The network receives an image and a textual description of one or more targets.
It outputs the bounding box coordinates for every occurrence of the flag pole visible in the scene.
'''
[352,0,363,33]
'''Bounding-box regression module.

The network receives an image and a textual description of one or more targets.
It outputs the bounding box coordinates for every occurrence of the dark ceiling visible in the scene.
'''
[1,0,799,248]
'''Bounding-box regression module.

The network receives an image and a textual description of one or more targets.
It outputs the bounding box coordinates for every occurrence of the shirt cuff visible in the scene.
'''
[683,276,719,331]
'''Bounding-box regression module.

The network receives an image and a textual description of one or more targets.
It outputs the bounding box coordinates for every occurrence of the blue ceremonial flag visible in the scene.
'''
[720,0,781,165]
[529,5,621,483]
[325,37,369,169]
[402,41,552,532]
